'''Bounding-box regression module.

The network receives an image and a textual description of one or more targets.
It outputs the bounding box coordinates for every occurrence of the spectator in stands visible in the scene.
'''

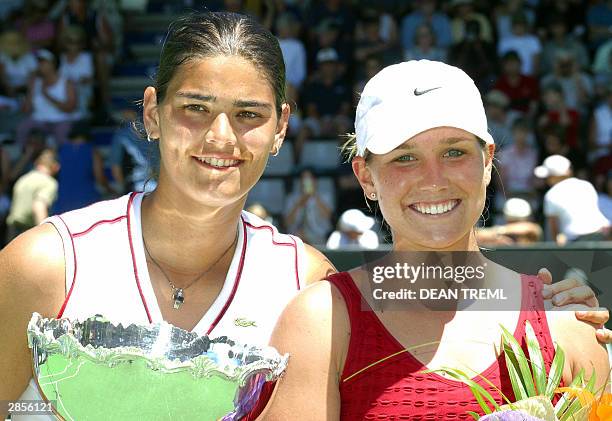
[0,30,37,97]
[596,171,612,223]
[354,4,398,46]
[535,0,586,40]
[295,48,352,162]
[449,0,493,44]
[353,55,383,107]
[535,154,609,244]
[589,85,612,163]
[592,38,612,91]
[15,49,77,147]
[5,148,59,242]
[537,82,581,154]
[497,118,538,200]
[7,129,46,187]
[493,0,535,42]
[306,0,355,46]
[447,18,496,91]
[498,12,542,76]
[541,50,594,116]
[284,168,333,245]
[53,124,110,214]
[326,208,379,250]
[493,50,539,118]
[276,12,306,103]
[585,0,612,52]
[400,0,451,51]
[309,18,351,77]
[476,197,542,246]
[56,0,115,114]
[58,25,94,121]
[484,89,517,146]
[354,9,396,70]
[109,110,159,194]
[16,0,56,50]
[403,22,446,63]
[245,202,275,225]
[540,14,590,75]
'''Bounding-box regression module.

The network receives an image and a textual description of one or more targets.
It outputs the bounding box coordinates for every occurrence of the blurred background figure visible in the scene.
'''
[449,0,493,45]
[53,124,111,214]
[15,49,77,147]
[477,197,542,246]
[246,202,275,225]
[404,22,446,62]
[497,12,542,76]
[540,13,589,75]
[284,168,333,246]
[589,85,612,163]
[6,148,59,242]
[326,208,379,250]
[535,155,609,245]
[400,0,451,52]
[493,50,539,119]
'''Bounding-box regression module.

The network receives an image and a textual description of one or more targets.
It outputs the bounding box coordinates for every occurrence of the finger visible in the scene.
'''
[544,278,582,301]
[537,268,552,285]
[551,285,596,306]
[595,327,612,345]
[576,309,609,326]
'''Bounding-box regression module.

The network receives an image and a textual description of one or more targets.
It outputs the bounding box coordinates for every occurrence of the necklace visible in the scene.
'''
[142,230,239,310]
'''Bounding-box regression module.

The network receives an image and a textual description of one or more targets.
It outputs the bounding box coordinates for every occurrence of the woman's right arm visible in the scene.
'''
[0,224,66,405]
[262,281,350,420]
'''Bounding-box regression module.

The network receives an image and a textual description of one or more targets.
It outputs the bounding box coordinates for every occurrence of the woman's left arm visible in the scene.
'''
[538,268,612,344]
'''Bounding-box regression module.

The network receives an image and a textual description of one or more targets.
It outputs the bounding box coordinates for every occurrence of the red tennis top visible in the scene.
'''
[328,272,557,420]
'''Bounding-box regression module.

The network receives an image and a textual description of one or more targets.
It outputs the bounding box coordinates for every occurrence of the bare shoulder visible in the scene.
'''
[303,243,337,285]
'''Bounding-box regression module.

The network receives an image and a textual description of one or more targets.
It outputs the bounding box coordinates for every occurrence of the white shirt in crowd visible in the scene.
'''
[498,34,542,76]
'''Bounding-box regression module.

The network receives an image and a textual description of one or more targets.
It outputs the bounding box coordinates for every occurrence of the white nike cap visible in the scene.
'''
[355,60,494,156]
[533,154,572,178]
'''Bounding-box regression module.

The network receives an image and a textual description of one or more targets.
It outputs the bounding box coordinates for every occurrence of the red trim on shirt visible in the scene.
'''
[56,215,77,318]
[126,192,152,323]
[206,217,248,335]
[72,215,127,238]
[243,221,301,290]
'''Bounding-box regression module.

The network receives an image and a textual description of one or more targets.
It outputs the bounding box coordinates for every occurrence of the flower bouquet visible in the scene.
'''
[434,320,611,421]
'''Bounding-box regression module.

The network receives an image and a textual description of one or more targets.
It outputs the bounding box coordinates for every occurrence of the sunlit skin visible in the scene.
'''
[353,127,495,252]
[143,55,289,215]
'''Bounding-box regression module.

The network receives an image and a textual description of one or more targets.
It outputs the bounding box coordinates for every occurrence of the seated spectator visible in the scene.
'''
[497,118,538,198]
[477,198,542,246]
[6,148,59,242]
[493,0,535,42]
[284,168,333,245]
[540,13,590,75]
[354,9,396,69]
[53,125,111,214]
[309,18,351,77]
[534,154,609,244]
[404,22,446,63]
[295,48,352,161]
[596,171,612,223]
[484,90,518,146]
[15,49,77,147]
[276,12,306,103]
[592,38,612,92]
[0,30,37,97]
[58,25,94,121]
[589,86,612,163]
[540,50,594,116]
[109,110,159,194]
[449,0,493,44]
[493,50,539,117]
[326,209,379,250]
[586,0,612,52]
[400,0,451,51]
[246,202,275,225]
[16,0,56,50]
[447,19,496,91]
[353,55,383,107]
[498,12,542,76]
[354,5,398,46]
[537,83,581,153]
[306,0,355,46]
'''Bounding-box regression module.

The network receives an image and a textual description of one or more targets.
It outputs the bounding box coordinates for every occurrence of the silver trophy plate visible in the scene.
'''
[27,313,288,420]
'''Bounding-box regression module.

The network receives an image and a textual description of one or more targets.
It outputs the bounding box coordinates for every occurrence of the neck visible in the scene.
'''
[392,231,481,252]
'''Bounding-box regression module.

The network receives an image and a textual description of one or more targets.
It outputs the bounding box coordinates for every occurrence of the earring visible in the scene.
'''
[147,134,158,142]
[370,192,377,200]
[271,146,280,157]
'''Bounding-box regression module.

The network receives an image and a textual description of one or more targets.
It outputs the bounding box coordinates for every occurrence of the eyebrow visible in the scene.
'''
[394,137,475,151]
[175,91,272,110]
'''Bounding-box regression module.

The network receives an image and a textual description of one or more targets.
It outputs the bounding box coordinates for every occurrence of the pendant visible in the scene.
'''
[172,288,185,309]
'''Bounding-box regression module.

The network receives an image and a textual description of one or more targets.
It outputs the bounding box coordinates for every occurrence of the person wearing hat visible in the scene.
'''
[265,60,610,419]
[326,209,379,250]
[535,154,610,245]
[15,49,78,147]
[476,197,542,246]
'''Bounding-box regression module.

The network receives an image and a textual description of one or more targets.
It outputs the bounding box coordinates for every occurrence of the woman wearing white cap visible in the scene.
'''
[264,60,610,419]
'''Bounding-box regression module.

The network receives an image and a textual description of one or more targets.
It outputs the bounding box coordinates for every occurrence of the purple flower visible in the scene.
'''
[479,410,547,421]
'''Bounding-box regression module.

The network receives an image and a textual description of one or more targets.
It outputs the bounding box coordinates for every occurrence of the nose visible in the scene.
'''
[205,112,237,146]
[416,158,449,192]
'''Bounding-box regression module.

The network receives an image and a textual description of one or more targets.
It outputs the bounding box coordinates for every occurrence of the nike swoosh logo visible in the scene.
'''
[414,87,441,96]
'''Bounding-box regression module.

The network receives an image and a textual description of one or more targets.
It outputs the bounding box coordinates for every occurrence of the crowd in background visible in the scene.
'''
[0,0,610,249]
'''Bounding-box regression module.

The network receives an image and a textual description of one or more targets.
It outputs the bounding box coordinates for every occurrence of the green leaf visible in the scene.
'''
[430,367,500,413]
[525,320,547,395]
[585,367,597,392]
[504,344,529,401]
[467,411,480,420]
[545,343,565,399]
[555,369,585,416]
[500,324,537,396]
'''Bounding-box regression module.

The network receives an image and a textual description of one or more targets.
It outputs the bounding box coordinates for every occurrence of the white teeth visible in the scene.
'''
[412,200,458,215]
[199,157,239,167]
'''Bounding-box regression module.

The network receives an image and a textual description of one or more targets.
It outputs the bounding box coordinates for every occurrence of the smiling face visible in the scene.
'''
[353,127,494,251]
[143,55,289,208]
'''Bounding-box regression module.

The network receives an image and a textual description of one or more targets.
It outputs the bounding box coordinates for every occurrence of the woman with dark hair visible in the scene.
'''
[265,60,610,419]
[1,11,333,411]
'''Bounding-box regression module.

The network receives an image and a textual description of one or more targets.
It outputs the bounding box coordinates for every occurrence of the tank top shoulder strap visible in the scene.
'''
[326,271,366,323]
